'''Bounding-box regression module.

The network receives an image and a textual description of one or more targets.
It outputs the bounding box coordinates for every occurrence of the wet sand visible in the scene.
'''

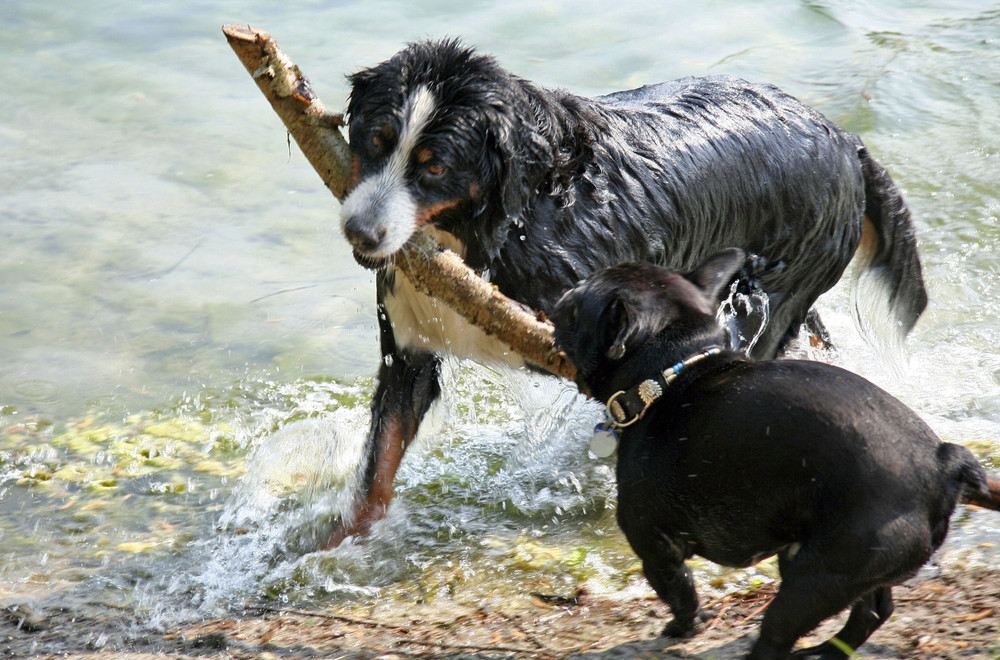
[4,563,997,659]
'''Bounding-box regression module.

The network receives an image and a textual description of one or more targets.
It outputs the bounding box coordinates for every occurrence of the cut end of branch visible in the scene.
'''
[223,23,353,200]
[222,24,269,44]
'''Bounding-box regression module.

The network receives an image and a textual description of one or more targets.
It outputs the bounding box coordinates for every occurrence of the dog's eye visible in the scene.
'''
[363,135,383,159]
[426,163,446,177]
[368,127,394,156]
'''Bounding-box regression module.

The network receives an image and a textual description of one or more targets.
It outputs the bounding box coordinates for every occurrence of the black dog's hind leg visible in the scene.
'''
[749,546,882,660]
[791,586,894,659]
[322,291,442,548]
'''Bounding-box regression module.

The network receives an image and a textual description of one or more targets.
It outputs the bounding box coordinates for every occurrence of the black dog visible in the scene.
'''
[330,39,928,545]
[551,250,1000,659]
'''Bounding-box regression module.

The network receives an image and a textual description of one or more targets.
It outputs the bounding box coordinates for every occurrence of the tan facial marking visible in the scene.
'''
[416,199,462,226]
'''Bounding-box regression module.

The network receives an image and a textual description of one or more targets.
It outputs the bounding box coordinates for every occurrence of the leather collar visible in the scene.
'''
[604,346,723,428]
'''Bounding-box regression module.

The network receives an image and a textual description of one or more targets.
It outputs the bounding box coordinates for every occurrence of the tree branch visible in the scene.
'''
[222,24,579,385]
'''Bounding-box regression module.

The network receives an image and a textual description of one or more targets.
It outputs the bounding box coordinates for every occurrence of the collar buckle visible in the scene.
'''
[606,389,641,427]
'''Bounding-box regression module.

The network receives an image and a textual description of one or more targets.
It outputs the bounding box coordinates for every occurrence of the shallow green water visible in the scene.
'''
[2,0,999,624]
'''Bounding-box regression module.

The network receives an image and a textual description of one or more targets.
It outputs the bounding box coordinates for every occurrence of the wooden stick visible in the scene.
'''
[222,24,579,385]
[221,25,353,200]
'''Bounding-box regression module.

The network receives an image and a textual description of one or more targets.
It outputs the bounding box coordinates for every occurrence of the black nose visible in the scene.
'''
[343,215,387,253]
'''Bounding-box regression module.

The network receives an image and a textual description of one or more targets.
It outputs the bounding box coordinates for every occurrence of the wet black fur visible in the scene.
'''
[551,252,994,660]
[340,39,928,546]
[345,39,926,357]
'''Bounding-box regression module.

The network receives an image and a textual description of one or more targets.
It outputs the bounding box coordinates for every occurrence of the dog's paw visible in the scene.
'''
[661,612,709,640]
[661,606,714,640]
[661,619,695,639]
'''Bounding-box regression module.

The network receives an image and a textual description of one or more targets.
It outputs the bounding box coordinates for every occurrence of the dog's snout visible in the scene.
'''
[343,214,387,253]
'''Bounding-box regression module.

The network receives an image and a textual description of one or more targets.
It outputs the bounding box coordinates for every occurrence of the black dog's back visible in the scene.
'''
[619,358,974,571]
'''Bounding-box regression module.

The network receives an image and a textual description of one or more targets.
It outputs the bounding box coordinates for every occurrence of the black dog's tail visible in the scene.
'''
[962,475,1000,512]
[852,148,928,351]
[941,443,1000,512]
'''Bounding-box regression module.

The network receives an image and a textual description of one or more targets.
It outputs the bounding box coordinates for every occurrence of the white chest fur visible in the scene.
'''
[382,229,527,368]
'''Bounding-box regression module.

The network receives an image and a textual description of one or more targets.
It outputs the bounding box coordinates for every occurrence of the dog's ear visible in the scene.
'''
[605,292,667,361]
[491,125,551,218]
[686,248,745,303]
[605,298,631,360]
[345,67,380,119]
[552,289,626,378]
[479,93,554,219]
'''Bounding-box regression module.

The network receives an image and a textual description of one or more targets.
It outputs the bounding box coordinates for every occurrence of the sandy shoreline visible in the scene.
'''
[4,562,997,659]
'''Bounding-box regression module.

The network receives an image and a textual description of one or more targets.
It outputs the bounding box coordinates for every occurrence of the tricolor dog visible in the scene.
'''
[550,250,1000,660]
[330,39,928,545]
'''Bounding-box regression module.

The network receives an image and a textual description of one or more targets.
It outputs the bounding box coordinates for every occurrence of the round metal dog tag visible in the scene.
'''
[590,423,618,458]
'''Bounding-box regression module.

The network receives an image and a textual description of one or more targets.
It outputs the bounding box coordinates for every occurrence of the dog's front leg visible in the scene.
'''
[629,529,702,638]
[644,556,702,638]
[322,299,442,549]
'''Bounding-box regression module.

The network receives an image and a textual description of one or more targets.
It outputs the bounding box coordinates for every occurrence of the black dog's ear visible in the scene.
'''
[605,299,630,360]
[605,294,665,361]
[345,67,379,117]
[686,248,745,302]
[552,288,630,377]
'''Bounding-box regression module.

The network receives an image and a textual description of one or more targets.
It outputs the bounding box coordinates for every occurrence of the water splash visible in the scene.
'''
[717,279,771,355]
[163,413,366,614]
[219,417,363,543]
[145,363,618,622]
[137,296,1000,626]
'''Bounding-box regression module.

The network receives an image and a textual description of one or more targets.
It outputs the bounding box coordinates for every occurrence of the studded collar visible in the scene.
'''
[604,346,723,428]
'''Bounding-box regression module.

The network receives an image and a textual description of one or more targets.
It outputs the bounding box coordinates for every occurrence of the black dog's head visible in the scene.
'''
[340,39,587,268]
[552,249,744,397]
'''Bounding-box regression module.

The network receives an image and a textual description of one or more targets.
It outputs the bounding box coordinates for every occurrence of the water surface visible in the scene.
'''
[2,0,999,626]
